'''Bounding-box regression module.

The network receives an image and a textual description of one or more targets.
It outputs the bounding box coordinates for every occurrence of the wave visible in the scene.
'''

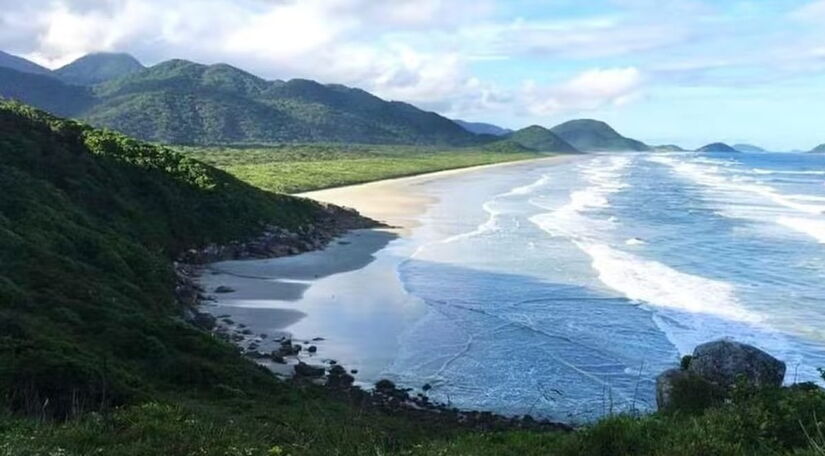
[649,155,825,243]
[501,174,551,197]
[751,168,825,176]
[777,217,825,244]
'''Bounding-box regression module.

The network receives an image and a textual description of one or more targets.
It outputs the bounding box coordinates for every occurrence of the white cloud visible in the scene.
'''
[521,67,644,116]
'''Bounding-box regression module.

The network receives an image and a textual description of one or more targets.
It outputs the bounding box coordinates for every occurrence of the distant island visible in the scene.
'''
[733,143,766,153]
[810,144,825,153]
[697,142,739,153]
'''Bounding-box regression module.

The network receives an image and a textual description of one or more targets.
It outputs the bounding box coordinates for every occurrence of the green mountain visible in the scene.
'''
[0,57,481,145]
[55,52,145,86]
[506,125,580,153]
[550,119,650,151]
[0,50,52,76]
[810,144,825,153]
[0,67,95,117]
[733,143,766,153]
[0,101,336,419]
[697,142,738,152]
[454,119,512,136]
[652,144,686,152]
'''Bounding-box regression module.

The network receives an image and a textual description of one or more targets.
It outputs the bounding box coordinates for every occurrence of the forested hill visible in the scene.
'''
[0,101,340,419]
[0,54,482,146]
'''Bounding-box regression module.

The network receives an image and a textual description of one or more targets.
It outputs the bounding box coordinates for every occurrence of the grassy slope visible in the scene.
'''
[180,144,544,193]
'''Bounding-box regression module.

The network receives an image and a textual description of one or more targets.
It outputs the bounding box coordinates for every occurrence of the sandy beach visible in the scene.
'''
[198,155,577,380]
[299,155,573,232]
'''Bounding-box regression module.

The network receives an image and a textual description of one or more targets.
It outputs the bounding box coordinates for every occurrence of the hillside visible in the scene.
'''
[0,101,348,419]
[55,52,145,85]
[652,144,685,152]
[550,119,650,151]
[810,144,825,153]
[697,142,739,152]
[507,125,580,153]
[733,143,766,153]
[0,56,484,146]
[0,50,52,76]
[454,119,512,136]
[0,67,95,117]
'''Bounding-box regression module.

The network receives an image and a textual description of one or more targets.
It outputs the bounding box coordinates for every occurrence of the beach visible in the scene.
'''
[197,151,825,420]
[198,155,575,381]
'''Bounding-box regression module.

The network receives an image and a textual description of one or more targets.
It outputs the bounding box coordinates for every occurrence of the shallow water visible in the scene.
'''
[209,152,825,422]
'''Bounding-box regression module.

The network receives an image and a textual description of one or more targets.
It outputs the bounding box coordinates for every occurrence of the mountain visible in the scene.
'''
[697,142,739,152]
[55,52,145,85]
[652,144,685,152]
[733,143,766,153]
[506,125,580,153]
[0,67,95,117]
[809,144,825,153]
[0,50,52,76]
[454,119,512,136]
[550,119,649,151]
[0,100,351,419]
[0,56,481,145]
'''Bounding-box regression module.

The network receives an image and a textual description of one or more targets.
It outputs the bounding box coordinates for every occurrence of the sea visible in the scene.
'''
[386,151,825,422]
[207,150,825,423]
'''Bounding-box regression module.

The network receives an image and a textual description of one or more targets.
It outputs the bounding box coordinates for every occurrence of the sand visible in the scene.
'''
[299,155,574,233]
[196,155,577,378]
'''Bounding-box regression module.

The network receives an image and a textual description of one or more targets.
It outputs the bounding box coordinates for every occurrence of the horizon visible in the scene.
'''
[1,0,824,151]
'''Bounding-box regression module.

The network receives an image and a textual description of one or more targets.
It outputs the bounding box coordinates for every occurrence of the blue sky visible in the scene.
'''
[1,0,824,149]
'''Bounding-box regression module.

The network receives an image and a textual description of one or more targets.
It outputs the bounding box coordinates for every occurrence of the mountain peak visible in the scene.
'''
[507,125,580,153]
[55,52,144,85]
[550,119,649,152]
[0,50,52,76]
[697,142,738,152]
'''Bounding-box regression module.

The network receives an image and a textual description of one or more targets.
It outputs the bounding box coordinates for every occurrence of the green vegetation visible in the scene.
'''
[55,52,145,86]
[507,125,580,153]
[810,144,825,153]
[180,143,544,193]
[0,101,327,420]
[551,119,650,152]
[697,142,739,153]
[1,57,484,145]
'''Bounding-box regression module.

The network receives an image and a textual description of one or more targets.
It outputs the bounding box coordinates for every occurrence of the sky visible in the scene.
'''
[1,0,824,150]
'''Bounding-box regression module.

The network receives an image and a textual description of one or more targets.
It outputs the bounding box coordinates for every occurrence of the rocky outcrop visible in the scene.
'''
[688,340,785,390]
[656,339,786,410]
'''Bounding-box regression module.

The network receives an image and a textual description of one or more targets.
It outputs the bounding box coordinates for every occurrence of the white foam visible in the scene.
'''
[502,174,551,197]
[650,155,825,243]
[777,217,825,244]
[625,237,645,245]
[440,200,501,244]
[751,168,825,176]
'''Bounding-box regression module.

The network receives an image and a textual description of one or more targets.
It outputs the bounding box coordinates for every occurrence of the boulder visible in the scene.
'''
[688,339,785,389]
[294,362,325,377]
[655,368,692,410]
[214,285,235,293]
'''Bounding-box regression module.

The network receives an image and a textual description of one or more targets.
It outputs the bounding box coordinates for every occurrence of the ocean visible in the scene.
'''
[205,151,825,423]
[387,151,825,422]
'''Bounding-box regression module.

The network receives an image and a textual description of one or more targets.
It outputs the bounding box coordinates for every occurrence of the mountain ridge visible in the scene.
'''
[506,125,580,153]
[550,119,650,151]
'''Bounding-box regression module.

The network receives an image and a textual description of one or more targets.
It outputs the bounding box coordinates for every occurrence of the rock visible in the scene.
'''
[308,345,317,353]
[350,369,358,375]
[422,383,432,392]
[272,355,286,364]
[655,368,693,410]
[214,286,235,293]
[294,362,325,377]
[375,379,396,392]
[688,339,785,389]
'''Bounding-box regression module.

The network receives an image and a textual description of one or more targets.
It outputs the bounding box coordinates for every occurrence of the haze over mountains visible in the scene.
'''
[0,49,782,152]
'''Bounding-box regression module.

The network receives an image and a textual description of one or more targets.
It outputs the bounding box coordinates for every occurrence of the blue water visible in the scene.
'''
[387,152,825,422]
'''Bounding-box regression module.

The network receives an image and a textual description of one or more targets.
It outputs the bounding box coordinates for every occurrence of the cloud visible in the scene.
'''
[521,67,644,116]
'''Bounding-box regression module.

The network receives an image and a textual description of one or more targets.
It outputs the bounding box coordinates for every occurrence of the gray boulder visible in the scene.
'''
[294,362,325,377]
[656,339,786,411]
[655,368,694,410]
[688,339,785,389]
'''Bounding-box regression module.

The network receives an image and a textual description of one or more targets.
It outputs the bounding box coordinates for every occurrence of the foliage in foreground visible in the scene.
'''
[180,143,544,193]
[3,382,825,455]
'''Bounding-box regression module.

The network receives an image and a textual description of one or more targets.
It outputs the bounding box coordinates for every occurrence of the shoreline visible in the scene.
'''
[298,154,577,233]
[191,153,579,413]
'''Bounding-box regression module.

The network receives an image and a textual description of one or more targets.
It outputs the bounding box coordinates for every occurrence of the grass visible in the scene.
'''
[178,144,545,193]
